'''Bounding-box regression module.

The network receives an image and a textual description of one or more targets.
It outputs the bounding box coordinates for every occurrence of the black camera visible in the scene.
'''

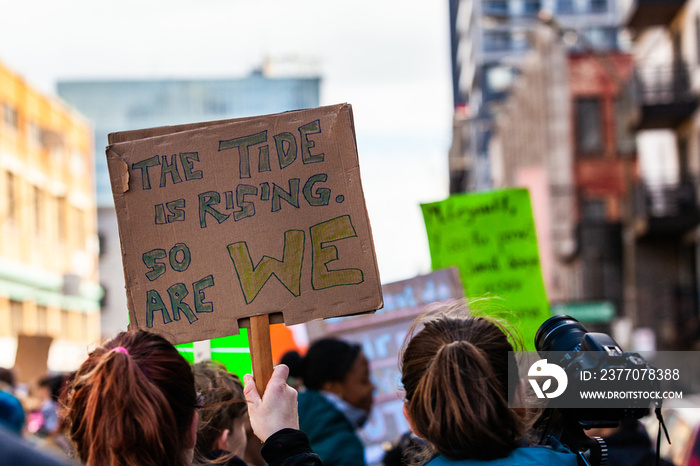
[535,314,660,426]
[532,315,666,466]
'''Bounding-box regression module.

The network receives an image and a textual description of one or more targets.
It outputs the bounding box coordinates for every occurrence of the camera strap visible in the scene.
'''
[654,405,671,466]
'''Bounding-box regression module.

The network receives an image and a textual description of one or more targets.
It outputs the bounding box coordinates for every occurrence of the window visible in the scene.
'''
[82,313,90,342]
[10,300,23,336]
[28,121,42,146]
[36,305,47,335]
[2,102,19,130]
[582,199,607,222]
[98,233,106,257]
[512,30,529,51]
[523,0,541,14]
[586,27,618,50]
[57,196,67,242]
[575,98,603,155]
[556,0,575,14]
[35,186,42,232]
[484,31,511,52]
[6,172,16,223]
[61,310,71,339]
[74,207,85,250]
[589,0,607,12]
[70,152,85,175]
[615,99,635,155]
[483,0,508,15]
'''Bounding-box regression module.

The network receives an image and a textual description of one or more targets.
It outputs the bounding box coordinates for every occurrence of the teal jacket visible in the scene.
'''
[297,390,366,466]
[426,445,578,466]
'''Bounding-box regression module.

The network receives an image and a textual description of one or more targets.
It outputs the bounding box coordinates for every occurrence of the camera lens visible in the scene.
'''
[535,315,589,353]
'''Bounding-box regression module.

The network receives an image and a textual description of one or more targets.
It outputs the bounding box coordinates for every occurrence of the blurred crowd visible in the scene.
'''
[0,300,685,466]
[0,367,76,462]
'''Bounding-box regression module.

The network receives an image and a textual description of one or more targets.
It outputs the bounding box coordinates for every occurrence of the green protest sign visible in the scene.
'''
[176,332,252,379]
[421,188,549,349]
[210,333,253,376]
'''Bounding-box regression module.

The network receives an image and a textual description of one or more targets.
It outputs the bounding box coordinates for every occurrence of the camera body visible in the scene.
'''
[535,315,660,427]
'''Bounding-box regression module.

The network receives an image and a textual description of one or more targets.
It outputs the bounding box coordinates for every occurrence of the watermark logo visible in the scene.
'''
[528,359,568,399]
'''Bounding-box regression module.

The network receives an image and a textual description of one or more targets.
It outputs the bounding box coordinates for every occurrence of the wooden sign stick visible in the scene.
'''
[248,314,274,396]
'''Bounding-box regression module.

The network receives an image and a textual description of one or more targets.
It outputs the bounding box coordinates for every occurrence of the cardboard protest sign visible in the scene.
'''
[306,268,464,463]
[106,104,382,345]
[14,334,53,384]
[421,188,549,349]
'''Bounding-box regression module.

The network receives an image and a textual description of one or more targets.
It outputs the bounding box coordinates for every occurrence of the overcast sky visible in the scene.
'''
[0,0,453,284]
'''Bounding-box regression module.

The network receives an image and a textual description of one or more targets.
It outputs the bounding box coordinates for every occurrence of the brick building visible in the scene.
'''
[490,25,696,349]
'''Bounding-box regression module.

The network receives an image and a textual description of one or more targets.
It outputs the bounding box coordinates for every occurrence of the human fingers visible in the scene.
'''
[243,373,261,405]
[265,364,290,392]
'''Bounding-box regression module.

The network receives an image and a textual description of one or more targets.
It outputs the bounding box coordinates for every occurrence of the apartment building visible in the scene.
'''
[449,0,622,192]
[0,60,101,378]
[622,0,700,349]
[491,2,700,350]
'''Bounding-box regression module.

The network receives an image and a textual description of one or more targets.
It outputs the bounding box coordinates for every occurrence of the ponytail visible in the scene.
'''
[66,330,195,466]
[401,304,526,461]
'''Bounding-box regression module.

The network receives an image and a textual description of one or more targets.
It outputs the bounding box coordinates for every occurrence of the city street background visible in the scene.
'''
[0,0,453,285]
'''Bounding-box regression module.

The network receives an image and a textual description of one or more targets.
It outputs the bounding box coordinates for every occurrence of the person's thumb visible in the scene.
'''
[268,364,290,387]
[243,373,261,405]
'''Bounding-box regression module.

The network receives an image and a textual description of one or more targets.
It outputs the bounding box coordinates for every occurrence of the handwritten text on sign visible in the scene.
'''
[421,189,549,349]
[107,104,382,344]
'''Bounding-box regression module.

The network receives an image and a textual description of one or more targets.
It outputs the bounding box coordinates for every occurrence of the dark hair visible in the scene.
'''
[193,360,247,464]
[400,301,526,461]
[279,350,303,378]
[38,374,67,403]
[292,338,362,390]
[0,367,15,389]
[65,330,196,466]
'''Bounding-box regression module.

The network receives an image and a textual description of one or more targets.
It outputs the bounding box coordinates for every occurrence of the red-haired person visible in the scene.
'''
[399,303,578,465]
[65,330,321,466]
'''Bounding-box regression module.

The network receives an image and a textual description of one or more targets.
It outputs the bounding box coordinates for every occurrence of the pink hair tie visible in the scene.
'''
[109,346,129,355]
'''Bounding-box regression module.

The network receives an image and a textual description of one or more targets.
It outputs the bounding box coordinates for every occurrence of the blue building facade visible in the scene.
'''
[58,73,321,206]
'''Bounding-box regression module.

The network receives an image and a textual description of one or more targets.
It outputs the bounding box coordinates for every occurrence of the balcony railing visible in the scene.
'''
[634,62,698,129]
[636,62,692,103]
[634,181,700,235]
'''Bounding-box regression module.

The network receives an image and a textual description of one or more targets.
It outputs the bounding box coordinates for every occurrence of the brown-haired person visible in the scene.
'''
[400,303,578,466]
[193,361,248,465]
[65,330,321,466]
